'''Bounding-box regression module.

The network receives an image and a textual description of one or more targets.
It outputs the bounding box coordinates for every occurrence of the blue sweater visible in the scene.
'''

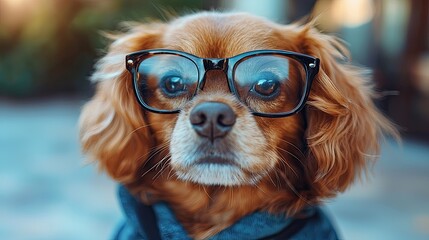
[114,186,339,240]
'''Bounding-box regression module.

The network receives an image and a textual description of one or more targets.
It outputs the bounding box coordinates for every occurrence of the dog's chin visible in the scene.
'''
[173,158,265,186]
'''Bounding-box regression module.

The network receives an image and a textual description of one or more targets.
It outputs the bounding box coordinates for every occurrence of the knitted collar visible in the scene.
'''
[118,185,309,240]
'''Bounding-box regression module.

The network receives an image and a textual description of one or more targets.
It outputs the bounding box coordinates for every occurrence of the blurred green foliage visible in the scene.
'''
[0,0,207,97]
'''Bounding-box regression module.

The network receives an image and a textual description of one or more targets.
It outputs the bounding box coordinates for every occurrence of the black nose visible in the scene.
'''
[190,102,236,141]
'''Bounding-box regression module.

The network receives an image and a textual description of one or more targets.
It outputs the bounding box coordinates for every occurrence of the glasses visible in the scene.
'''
[126,49,319,118]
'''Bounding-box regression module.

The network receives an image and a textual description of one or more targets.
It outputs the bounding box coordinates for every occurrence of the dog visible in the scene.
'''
[79,12,396,239]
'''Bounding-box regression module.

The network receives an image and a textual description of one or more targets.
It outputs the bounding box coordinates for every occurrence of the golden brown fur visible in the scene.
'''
[79,12,396,239]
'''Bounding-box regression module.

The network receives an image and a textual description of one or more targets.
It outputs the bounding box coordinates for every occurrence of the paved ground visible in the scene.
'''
[327,138,429,240]
[0,99,428,240]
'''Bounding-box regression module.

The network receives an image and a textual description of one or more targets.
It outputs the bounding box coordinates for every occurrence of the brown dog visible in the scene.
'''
[79,12,396,239]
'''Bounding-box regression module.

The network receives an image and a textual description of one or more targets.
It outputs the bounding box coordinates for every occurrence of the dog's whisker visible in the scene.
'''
[274,144,304,162]
[125,123,156,140]
[202,186,213,201]
[166,165,176,180]
[133,141,169,165]
[254,183,268,195]
[272,169,282,191]
[139,145,170,178]
[139,146,167,169]
[276,138,306,157]
[152,156,168,175]
[266,144,299,178]
[220,185,228,196]
[273,146,304,172]
[276,155,299,178]
[267,153,312,206]
[142,148,167,164]
[152,145,170,163]
[283,177,314,207]
[152,155,172,181]
[151,118,178,134]
[140,163,159,179]
[273,138,306,165]
[265,171,279,189]
[148,141,170,156]
[134,152,155,172]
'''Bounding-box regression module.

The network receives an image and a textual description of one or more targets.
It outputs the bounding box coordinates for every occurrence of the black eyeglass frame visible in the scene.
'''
[126,49,320,118]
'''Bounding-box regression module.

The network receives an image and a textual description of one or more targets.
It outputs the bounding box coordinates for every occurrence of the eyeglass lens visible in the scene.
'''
[137,54,199,111]
[233,55,306,114]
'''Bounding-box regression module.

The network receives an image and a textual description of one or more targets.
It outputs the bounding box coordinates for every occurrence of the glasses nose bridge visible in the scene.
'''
[199,58,230,91]
[203,58,227,72]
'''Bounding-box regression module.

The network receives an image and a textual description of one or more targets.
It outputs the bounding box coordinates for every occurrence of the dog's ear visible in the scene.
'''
[289,25,397,199]
[79,23,165,183]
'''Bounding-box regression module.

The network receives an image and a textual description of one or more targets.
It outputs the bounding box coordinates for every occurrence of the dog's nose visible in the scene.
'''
[190,102,236,141]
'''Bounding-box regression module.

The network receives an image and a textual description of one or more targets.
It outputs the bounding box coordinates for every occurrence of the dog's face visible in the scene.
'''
[148,14,306,186]
[79,12,395,229]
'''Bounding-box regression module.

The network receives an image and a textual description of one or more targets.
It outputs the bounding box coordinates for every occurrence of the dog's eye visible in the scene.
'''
[251,73,280,98]
[161,75,187,96]
[253,79,279,96]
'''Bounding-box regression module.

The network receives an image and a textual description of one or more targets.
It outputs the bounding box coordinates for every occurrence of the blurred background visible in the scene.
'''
[0,0,428,239]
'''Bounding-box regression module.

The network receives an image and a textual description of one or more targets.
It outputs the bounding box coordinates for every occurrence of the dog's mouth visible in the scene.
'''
[195,155,237,166]
[169,131,277,186]
[170,151,267,186]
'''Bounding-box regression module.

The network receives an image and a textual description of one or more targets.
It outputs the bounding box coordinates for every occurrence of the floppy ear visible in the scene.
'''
[295,26,397,199]
[79,23,165,183]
